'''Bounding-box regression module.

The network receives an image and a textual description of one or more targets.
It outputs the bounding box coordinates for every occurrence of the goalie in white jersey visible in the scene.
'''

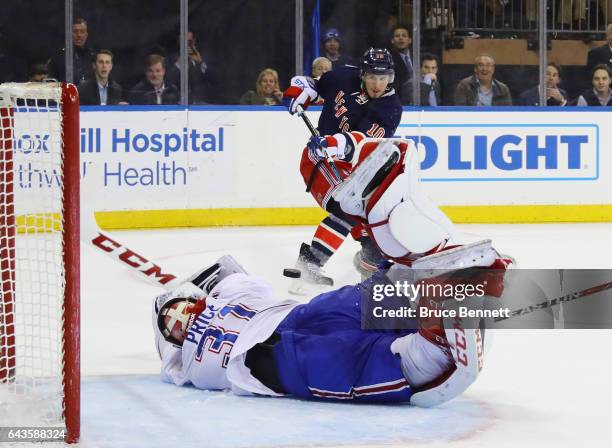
[154,242,510,407]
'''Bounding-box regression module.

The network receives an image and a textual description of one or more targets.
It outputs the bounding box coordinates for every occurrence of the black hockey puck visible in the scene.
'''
[283,268,301,278]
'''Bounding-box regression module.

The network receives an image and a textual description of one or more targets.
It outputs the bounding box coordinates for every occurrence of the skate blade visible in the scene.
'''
[288,276,333,296]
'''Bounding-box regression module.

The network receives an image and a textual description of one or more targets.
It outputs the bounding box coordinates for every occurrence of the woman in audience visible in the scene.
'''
[240,68,283,105]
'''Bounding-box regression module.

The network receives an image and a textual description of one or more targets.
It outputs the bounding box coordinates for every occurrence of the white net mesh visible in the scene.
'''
[0,82,66,427]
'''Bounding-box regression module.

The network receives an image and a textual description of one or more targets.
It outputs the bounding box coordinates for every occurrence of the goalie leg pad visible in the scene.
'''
[366,145,457,258]
[410,239,497,280]
[332,141,401,217]
[388,199,454,254]
[391,144,456,252]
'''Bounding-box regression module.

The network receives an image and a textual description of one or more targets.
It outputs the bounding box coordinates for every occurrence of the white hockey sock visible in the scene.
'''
[391,332,454,387]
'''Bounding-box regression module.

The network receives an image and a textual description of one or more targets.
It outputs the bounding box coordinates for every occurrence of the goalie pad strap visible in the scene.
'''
[367,217,389,228]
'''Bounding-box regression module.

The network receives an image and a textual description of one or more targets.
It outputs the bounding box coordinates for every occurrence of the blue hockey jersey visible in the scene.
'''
[315,66,402,138]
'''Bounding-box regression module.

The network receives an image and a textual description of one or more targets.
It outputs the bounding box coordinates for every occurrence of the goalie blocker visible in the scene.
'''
[153,243,507,407]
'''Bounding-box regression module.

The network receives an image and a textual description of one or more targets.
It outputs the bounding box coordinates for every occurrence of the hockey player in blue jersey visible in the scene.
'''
[283,48,403,291]
[154,241,510,407]
[285,48,402,136]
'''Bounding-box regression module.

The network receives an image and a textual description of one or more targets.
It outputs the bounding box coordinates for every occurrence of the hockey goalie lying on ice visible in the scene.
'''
[153,242,510,407]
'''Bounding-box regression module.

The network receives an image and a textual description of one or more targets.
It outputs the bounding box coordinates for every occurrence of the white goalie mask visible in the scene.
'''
[157,297,205,346]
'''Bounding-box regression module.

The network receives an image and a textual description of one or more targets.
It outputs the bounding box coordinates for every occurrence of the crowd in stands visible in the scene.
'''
[11,10,612,108]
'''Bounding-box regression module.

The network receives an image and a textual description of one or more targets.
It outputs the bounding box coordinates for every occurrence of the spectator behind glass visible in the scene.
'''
[78,50,125,106]
[311,57,332,80]
[239,68,283,105]
[321,28,352,69]
[420,53,441,106]
[388,24,413,105]
[18,64,50,106]
[309,57,332,106]
[166,31,211,104]
[576,64,612,106]
[28,63,49,82]
[519,63,568,106]
[396,52,442,106]
[454,54,512,106]
[129,54,179,105]
[47,18,94,83]
[586,23,612,76]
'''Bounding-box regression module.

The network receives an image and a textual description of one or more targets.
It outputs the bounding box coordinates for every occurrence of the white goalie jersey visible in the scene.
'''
[153,273,299,396]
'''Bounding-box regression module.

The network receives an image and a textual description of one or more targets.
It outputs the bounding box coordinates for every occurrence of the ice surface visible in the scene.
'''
[81,375,491,448]
[36,223,612,447]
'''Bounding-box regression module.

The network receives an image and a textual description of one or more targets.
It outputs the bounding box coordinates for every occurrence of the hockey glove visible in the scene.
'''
[184,255,248,293]
[307,133,350,160]
[283,76,318,115]
[189,263,221,293]
[306,136,328,160]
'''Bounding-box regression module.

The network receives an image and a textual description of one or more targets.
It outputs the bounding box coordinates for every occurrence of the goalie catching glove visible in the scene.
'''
[283,76,319,115]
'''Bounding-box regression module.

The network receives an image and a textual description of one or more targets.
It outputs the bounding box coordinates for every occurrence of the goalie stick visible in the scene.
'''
[495,279,612,322]
[81,201,181,291]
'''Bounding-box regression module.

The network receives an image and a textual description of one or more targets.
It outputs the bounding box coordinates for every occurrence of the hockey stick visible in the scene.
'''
[80,198,180,291]
[494,280,612,322]
[295,105,343,185]
[295,104,320,138]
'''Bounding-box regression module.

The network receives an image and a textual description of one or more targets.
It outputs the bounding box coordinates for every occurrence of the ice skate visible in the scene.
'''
[286,243,334,295]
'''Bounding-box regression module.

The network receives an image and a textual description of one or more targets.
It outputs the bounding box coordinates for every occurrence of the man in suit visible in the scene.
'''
[519,62,568,107]
[586,23,612,76]
[78,49,124,105]
[166,31,213,104]
[388,24,413,105]
[129,54,179,105]
[48,18,94,83]
[419,53,442,106]
[400,53,442,106]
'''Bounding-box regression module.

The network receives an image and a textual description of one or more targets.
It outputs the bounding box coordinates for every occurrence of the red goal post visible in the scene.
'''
[0,82,80,443]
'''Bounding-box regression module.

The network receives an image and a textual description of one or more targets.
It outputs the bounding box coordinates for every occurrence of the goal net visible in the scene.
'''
[0,82,80,443]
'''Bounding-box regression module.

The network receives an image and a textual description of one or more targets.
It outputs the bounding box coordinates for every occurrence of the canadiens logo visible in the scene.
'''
[356,92,369,105]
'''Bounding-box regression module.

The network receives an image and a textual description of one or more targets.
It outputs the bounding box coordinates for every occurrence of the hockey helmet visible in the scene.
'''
[157,297,206,346]
[360,48,394,80]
